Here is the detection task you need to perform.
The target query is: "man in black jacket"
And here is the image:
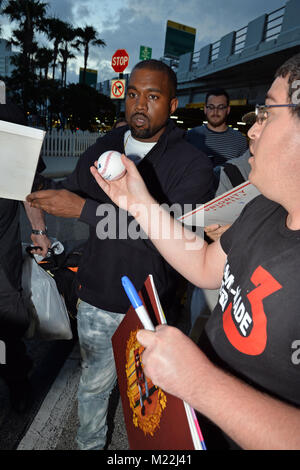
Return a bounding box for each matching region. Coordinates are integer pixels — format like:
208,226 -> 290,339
27,59 -> 214,450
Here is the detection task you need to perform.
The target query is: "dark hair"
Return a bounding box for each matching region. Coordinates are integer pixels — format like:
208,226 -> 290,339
242,111 -> 256,129
205,88 -> 230,106
275,53 -> 300,119
131,59 -> 177,98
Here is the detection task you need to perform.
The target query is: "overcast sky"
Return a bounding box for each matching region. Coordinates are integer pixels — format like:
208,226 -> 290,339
1,0 -> 287,84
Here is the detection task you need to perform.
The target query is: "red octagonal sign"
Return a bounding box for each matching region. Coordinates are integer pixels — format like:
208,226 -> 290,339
111,49 -> 129,73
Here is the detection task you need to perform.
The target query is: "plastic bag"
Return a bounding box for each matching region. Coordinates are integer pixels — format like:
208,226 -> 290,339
22,254 -> 73,341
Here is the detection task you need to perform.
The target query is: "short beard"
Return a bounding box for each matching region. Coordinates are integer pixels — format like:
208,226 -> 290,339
130,126 -> 153,140
129,120 -> 167,141
207,117 -> 227,129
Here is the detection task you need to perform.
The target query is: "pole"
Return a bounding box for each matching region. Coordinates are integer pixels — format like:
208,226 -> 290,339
116,72 -> 124,118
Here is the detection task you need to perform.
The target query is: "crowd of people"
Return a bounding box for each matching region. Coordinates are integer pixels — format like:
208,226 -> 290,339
0,51 -> 299,450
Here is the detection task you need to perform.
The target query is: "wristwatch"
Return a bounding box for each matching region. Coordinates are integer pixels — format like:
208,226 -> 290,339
31,227 -> 48,236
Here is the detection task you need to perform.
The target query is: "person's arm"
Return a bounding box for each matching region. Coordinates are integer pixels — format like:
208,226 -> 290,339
90,155 -> 227,289
137,325 -> 300,450
23,201 -> 51,257
26,189 -> 85,218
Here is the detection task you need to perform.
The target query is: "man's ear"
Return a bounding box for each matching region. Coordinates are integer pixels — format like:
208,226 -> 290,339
170,97 -> 178,115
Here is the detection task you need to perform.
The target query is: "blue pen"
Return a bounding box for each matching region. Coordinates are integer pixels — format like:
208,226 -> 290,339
121,276 -> 155,331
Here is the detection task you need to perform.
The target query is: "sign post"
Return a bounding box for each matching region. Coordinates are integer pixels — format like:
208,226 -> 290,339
111,49 -> 129,74
110,79 -> 126,100
111,49 -> 129,117
139,45 -> 152,61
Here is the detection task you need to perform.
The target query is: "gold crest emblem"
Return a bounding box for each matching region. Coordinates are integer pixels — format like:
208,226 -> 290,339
125,329 -> 167,436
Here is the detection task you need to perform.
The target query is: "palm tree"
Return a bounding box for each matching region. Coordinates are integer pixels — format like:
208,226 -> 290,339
57,24 -> 79,88
35,47 -> 53,79
59,45 -> 75,88
45,16 -> 72,80
75,26 -> 106,85
3,0 -> 48,65
2,0 -> 48,112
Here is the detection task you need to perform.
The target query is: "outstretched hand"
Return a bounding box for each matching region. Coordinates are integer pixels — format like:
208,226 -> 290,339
90,154 -> 153,215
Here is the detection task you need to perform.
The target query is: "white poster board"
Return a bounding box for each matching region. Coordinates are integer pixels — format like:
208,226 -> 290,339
179,181 -> 260,227
0,120 -> 45,201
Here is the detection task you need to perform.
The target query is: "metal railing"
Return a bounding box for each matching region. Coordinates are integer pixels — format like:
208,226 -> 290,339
210,39 -> 221,63
264,6 -> 285,41
191,4 -> 286,69
233,26 -> 247,54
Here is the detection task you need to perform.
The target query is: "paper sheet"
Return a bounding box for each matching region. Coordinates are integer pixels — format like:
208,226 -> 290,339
0,120 -> 45,201
179,181 -> 261,227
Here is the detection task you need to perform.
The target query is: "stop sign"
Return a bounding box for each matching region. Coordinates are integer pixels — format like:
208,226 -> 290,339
111,49 -> 129,73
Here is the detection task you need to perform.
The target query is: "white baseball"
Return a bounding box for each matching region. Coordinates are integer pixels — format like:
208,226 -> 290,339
97,150 -> 126,181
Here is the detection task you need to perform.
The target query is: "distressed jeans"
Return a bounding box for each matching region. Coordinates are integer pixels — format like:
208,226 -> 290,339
76,300 -> 125,450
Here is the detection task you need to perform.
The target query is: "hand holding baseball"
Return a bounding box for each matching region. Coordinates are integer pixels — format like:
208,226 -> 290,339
90,154 -> 154,216
97,151 -> 126,181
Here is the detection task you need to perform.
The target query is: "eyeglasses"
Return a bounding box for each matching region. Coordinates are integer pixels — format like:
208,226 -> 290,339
255,104 -> 297,124
205,104 -> 228,111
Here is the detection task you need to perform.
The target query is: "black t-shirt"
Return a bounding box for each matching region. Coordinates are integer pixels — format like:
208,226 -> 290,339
198,195 -> 300,448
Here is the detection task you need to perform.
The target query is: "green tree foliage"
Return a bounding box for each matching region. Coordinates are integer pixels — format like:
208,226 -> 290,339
35,47 -> 53,79
64,83 -> 115,131
44,16 -> 72,80
0,0 -> 115,130
58,25 -> 79,87
75,26 -> 106,86
2,0 -> 48,112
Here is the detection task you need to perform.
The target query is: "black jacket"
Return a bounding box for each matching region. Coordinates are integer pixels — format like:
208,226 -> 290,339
56,120 -> 214,319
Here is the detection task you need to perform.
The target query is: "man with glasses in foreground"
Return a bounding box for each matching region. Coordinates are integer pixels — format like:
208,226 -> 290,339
90,54 -> 300,450
186,88 -> 248,171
